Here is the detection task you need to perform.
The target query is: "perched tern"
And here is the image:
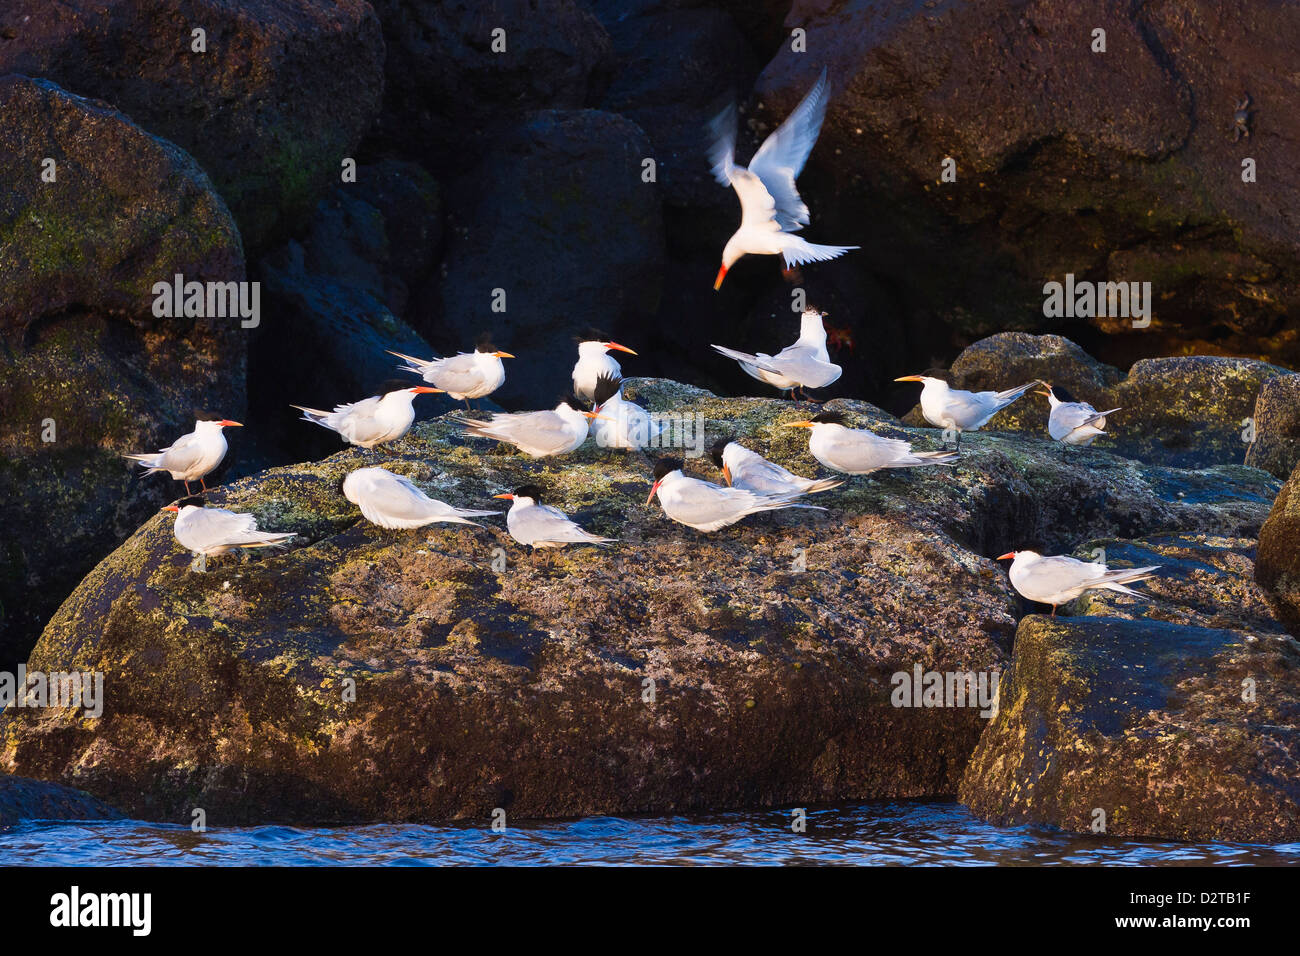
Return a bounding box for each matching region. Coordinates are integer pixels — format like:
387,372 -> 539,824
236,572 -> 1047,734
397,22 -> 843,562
996,550 -> 1159,616
590,374 -> 663,450
1038,384 -> 1121,448
785,411 -> 959,474
712,309 -> 842,401
163,496 -> 295,572
646,457 -> 823,532
895,374 -> 1040,449
342,466 -> 500,530
572,335 -> 638,403
710,438 -> 842,496
292,380 -> 441,449
454,397 -> 606,458
493,485 -> 614,548
124,413 -> 241,494
708,67 -> 858,289
388,333 -> 514,409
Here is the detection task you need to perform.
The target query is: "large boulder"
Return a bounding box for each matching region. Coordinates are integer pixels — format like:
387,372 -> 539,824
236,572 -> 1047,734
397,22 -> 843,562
0,774 -> 122,829
0,76 -> 248,672
1246,373 -> 1300,479
1256,460 -> 1300,636
751,0 -> 1300,367
0,380 -> 1278,824
900,333 -> 1291,468
252,160 -> 443,466
369,0 -> 614,170
0,0 -> 385,251
961,534 -> 1300,842
416,110 -> 666,407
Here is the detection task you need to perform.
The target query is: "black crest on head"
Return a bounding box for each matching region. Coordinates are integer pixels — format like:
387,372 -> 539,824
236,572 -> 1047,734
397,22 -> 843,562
575,327 -> 609,344
475,331 -> 498,353
557,392 -> 585,409
377,377 -> 416,396
810,410 -> 844,425
1052,385 -> 1077,404
592,374 -> 622,407
709,437 -> 732,469
177,495 -> 206,508
513,484 -> 544,502
193,409 -> 223,422
654,457 -> 683,481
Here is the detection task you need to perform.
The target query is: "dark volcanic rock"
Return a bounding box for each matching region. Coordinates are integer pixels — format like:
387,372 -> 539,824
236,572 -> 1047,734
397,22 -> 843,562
370,0 -> 614,170
0,76 -> 248,672
418,110 -> 666,407
960,533 -> 1300,843
752,0 -> 1300,366
0,0 -> 385,251
0,76 -> 243,330
1257,460 -> 1300,637
0,774 -> 122,828
0,381 -> 1279,824
901,333 -> 1291,469
253,161 -> 443,464
1246,373 -> 1300,480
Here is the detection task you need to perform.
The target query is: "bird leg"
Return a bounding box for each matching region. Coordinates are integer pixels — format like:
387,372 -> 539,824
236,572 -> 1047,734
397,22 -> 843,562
1051,604 -> 1057,618
184,480 -> 193,495
200,476 -> 208,491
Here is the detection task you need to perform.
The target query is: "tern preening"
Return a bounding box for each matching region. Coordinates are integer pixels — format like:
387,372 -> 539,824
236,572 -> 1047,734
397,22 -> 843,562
997,550 -> 1160,616
163,496 -> 295,572
895,374 -> 1040,450
292,380 -> 441,449
785,411 -> 959,474
124,413 -> 241,495
493,485 -> 614,548
646,457 -> 823,532
712,308 -> 842,401
388,334 -> 514,410
590,374 -> 663,450
342,466 -> 500,530
708,67 -> 858,289
454,397 -> 606,458
1039,384 -> 1121,448
572,335 -> 638,404
710,438 -> 842,496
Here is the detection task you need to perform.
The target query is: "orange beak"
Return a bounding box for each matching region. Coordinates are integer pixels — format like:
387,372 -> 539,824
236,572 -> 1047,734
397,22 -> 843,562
721,463 -> 732,486
995,552 -> 1016,561
218,419 -> 243,428
493,493 -> 514,501
646,480 -> 662,507
494,351 -> 515,359
894,375 -> 924,383
583,411 -> 613,422
606,342 -> 637,356
713,264 -> 728,290
412,386 -> 443,394
163,505 -> 179,513
783,420 -> 815,428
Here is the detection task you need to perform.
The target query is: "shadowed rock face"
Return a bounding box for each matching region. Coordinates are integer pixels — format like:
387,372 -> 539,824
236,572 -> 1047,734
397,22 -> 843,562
0,76 -> 247,673
0,380 -> 1279,824
961,534 -> 1300,843
749,0 -> 1300,368
416,110 -> 666,408
900,332 -> 1294,469
0,0 -> 385,252
1246,374 -> 1300,479
1257,461 -> 1300,635
0,774 -> 122,829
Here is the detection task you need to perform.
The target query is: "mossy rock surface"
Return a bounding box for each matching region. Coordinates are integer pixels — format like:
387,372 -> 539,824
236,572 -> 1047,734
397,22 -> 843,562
0,380 -> 1281,825
1257,460 -> 1300,635
0,0 -> 384,252
902,333 -> 1292,469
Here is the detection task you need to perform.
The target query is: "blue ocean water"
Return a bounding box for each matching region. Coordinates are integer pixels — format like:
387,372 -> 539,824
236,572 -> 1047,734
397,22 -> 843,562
3,801 -> 1298,866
